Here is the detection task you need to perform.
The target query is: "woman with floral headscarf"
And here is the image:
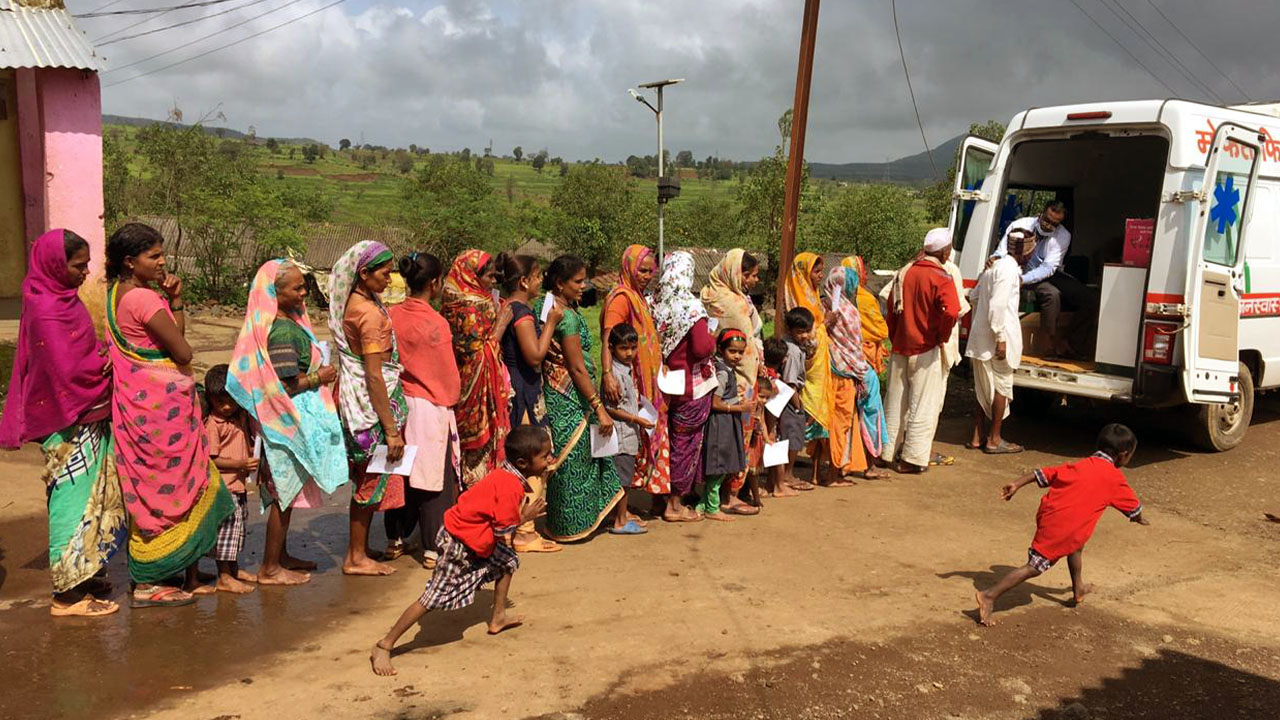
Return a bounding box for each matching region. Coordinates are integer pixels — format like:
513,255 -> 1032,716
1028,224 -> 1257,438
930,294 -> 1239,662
653,251 -> 716,522
442,250 -> 513,488
825,265 -> 889,479
600,244 -> 670,497
330,241 -> 407,577
1,229 -> 125,617
699,248 -> 764,515
845,256 -> 890,374
229,259 -> 347,585
782,252 -> 849,488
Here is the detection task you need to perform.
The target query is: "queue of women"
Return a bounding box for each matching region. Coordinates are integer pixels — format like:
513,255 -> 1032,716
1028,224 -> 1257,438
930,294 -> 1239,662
3,222 -> 897,617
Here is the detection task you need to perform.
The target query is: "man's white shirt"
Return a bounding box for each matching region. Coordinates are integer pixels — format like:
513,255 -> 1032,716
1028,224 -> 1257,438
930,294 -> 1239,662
966,255 -> 1023,370
993,216 -> 1071,285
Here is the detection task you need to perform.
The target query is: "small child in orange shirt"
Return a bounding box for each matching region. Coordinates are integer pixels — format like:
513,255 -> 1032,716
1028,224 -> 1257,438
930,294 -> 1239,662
204,364 -> 259,594
370,425 -> 551,676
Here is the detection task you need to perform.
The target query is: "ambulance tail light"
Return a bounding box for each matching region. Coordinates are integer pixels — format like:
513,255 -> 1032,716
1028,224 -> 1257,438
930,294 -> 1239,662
1142,321 -> 1177,365
1067,111 -> 1112,121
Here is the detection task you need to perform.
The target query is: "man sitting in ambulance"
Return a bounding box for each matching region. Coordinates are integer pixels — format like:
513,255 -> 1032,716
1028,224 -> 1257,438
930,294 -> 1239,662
993,200 -> 1097,359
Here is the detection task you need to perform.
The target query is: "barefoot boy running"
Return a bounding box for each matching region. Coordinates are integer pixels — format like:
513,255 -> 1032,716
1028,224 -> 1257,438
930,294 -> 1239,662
976,423 -> 1149,626
371,425 -> 550,676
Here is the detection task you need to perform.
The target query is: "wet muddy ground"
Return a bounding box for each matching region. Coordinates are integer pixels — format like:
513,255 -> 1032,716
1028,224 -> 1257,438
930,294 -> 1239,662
1,316 -> 1278,719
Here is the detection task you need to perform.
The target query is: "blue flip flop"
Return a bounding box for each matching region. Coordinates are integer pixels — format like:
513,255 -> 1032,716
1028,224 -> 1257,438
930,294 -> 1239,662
608,520 -> 648,535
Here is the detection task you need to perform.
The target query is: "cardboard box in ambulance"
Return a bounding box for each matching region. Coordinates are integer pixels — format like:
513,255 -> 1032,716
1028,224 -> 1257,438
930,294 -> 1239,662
951,99 -> 1280,451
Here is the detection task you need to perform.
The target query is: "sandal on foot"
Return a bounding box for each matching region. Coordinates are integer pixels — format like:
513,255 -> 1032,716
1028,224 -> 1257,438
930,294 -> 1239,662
608,520 -> 648,535
51,596 -> 120,617
515,538 -> 563,553
722,504 -> 761,516
983,441 -> 1024,455
963,442 -> 983,450
131,586 -> 195,609
382,541 -> 406,561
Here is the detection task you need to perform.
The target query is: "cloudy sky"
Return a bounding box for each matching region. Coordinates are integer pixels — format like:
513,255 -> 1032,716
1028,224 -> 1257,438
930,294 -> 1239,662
78,0 -> 1277,164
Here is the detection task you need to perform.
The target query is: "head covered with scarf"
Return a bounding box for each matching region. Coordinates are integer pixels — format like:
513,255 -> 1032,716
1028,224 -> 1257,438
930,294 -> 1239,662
827,263 -> 889,456
441,249 -> 509,465
228,259 -> 349,503
603,244 -> 662,399
652,251 -> 707,358
327,240 -> 404,435
700,248 -> 763,386
0,230 -> 109,448
842,256 -> 890,373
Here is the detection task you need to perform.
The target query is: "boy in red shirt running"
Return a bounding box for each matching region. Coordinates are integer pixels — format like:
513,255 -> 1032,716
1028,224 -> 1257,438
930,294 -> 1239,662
370,425 -> 551,675
976,423 -> 1149,626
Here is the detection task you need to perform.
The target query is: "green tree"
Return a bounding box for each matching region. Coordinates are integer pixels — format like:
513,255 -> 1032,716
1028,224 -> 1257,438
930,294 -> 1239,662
301,144 -> 319,164
736,145 -> 808,259
675,149 -> 694,168
265,137 -> 280,154
513,146 -> 523,162
131,124 -> 307,303
340,138 -> 352,151
102,130 -> 133,229
807,183 -> 921,270
922,119 -> 1007,223
531,151 -> 547,173
393,150 -> 415,174
666,197 -> 738,249
549,163 -> 645,273
401,154 -> 511,259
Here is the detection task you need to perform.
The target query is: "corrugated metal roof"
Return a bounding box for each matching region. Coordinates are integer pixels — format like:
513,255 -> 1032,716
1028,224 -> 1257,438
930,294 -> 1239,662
0,0 -> 102,71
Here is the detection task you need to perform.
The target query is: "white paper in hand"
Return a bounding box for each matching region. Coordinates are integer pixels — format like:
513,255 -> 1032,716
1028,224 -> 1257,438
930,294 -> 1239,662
765,379 -> 796,417
248,435 -> 263,484
763,440 -> 790,467
539,292 -> 556,323
657,367 -> 686,395
367,444 -> 419,476
706,316 -> 720,332
316,340 -> 331,365
590,426 -> 620,458
637,397 -> 658,436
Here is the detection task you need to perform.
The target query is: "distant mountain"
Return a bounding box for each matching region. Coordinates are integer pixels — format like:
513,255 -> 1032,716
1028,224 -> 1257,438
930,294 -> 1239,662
102,114 -> 322,146
809,133 -> 966,184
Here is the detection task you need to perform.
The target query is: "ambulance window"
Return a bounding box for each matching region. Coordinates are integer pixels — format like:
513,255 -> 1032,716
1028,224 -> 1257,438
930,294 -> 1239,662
1202,141 -> 1255,266
1245,185 -> 1274,261
954,144 -> 994,252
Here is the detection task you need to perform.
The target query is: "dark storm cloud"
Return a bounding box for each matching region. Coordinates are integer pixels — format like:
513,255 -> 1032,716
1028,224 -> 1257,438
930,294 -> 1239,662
83,0 -> 1279,163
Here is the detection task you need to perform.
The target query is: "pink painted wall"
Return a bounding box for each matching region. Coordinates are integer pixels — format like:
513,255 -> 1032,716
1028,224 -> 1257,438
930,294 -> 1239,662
16,68 -> 105,276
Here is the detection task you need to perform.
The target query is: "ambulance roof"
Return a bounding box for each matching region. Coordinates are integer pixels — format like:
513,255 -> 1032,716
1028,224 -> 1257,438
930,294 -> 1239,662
1007,99 -> 1280,174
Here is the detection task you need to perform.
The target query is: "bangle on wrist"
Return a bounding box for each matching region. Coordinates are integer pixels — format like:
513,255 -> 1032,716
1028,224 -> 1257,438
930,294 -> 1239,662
170,304 -> 184,312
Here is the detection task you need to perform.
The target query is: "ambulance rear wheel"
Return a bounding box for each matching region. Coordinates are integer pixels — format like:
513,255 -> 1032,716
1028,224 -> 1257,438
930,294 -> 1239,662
1012,388 -> 1059,417
1191,362 -> 1254,452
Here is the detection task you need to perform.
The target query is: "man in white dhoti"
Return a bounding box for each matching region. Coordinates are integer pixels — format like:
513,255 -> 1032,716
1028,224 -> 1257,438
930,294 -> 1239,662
881,229 -> 963,474
968,229 -> 1037,454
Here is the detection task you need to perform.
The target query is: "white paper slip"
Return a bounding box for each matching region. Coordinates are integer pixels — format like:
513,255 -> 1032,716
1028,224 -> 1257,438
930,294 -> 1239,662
316,340 -> 331,365
539,291 -> 556,323
657,367 -> 686,395
248,435 -> 264,484
763,440 -> 790,468
590,426 -> 620,458
765,379 -> 796,417
706,316 -> 720,332
637,397 -> 658,433
367,444 -> 419,476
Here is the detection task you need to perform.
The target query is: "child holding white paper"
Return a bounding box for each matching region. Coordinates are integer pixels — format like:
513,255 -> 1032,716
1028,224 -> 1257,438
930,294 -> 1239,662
700,330 -> 754,521
605,324 -> 653,535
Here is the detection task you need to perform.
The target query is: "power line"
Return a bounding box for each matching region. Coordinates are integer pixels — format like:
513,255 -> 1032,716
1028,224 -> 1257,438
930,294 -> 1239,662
102,0 -> 309,74
104,0 -> 347,88
890,0 -> 938,182
1098,0 -> 1222,103
93,8 -> 177,43
76,0 -> 242,18
97,0 -> 272,47
85,0 -> 131,14
1068,0 -> 1178,95
1144,0 -> 1252,102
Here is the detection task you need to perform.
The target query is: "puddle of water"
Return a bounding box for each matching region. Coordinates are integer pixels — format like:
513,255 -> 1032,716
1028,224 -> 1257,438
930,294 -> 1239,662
0,489 -> 396,720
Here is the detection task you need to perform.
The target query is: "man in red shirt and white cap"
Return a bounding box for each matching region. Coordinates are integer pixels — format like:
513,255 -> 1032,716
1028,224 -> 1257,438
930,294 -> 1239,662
881,228 -> 962,473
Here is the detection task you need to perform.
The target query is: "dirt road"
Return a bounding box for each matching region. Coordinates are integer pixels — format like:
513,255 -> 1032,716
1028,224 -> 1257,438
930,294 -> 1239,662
0,317 -> 1277,719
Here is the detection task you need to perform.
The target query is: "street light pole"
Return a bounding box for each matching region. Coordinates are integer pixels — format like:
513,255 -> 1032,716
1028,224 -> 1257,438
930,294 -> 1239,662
631,79 -> 683,262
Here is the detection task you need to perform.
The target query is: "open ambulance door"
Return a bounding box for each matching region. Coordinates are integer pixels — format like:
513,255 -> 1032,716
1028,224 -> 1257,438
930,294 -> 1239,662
947,136 -> 999,258
1183,122 -> 1263,404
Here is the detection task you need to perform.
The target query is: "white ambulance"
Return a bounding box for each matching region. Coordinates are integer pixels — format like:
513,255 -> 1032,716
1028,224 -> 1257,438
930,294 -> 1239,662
949,99 -> 1280,451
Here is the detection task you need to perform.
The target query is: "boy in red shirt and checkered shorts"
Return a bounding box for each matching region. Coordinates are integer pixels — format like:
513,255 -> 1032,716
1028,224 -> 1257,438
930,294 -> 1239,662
370,426 -> 551,675
976,423 -> 1149,626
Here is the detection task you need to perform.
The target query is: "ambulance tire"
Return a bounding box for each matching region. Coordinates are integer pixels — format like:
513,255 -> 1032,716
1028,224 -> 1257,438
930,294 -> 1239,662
1191,362 -> 1254,452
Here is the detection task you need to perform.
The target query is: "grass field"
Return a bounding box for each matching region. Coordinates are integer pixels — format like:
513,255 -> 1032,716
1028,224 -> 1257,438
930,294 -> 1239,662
107,123 -> 745,227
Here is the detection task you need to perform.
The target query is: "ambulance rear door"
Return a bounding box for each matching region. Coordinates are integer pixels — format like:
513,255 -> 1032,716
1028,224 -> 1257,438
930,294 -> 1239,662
1183,122 -> 1263,403
948,136 -> 1000,259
